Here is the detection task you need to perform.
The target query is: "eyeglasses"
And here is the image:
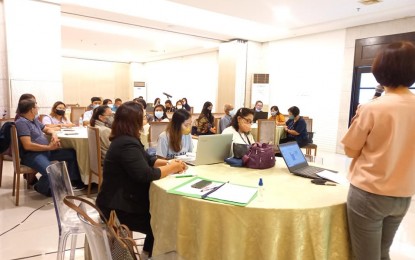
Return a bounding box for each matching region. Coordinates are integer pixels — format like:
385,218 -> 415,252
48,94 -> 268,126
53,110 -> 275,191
240,117 -> 253,125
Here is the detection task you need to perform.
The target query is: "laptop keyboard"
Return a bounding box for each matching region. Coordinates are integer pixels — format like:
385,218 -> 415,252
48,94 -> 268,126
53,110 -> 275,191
293,166 -> 325,179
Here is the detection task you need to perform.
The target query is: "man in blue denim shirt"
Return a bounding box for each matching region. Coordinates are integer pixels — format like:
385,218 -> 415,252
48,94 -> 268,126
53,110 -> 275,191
15,99 -> 84,196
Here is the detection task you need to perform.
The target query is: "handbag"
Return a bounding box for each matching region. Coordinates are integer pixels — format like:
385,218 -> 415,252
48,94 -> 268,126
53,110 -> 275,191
233,143 -> 250,159
242,142 -> 276,169
63,196 -> 140,260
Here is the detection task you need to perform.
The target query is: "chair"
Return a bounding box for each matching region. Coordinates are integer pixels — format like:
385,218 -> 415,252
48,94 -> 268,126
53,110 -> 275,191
10,125 -> 38,206
87,126 -> 103,197
214,117 -> 221,134
148,122 -> 169,147
302,117 -> 318,156
257,119 -> 276,149
46,161 -> 82,260
304,155 -> 323,165
70,106 -> 86,125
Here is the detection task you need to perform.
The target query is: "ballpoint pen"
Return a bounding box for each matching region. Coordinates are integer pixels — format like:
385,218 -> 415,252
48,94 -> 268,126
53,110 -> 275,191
175,174 -> 196,178
201,181 -> 229,199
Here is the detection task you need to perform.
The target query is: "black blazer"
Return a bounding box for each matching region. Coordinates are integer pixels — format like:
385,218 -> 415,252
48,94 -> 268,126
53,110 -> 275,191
96,135 -> 161,215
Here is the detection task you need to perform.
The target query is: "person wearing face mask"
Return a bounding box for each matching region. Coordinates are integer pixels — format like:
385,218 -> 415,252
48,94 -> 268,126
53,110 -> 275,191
90,105 -> 113,163
164,100 -> 175,113
83,97 -> 102,125
42,101 -> 75,128
219,103 -> 234,134
176,100 -> 184,110
103,98 -> 113,109
279,106 -> 308,147
268,105 -> 286,126
253,100 -> 263,112
154,97 -> 161,107
112,98 -> 122,112
156,109 -> 193,159
196,101 -> 216,135
182,97 -> 191,112
15,99 -> 84,196
153,105 -> 169,122
222,108 -> 255,156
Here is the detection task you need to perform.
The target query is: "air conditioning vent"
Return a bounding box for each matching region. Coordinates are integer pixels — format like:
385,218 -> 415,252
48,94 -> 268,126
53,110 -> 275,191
253,74 -> 269,84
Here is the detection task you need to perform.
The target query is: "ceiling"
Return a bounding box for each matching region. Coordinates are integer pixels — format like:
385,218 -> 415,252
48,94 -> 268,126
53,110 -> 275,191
60,0 -> 415,63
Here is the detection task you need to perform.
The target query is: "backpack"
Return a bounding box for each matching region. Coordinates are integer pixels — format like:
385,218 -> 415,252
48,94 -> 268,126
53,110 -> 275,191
0,122 -> 15,154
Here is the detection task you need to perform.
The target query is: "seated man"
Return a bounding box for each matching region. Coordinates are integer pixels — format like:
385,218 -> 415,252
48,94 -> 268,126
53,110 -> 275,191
83,97 -> 102,125
15,99 -> 84,196
219,104 -> 234,134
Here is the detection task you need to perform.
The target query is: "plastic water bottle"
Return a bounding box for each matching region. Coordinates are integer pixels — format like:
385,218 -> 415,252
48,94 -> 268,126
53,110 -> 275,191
258,178 -> 264,202
79,117 -> 83,127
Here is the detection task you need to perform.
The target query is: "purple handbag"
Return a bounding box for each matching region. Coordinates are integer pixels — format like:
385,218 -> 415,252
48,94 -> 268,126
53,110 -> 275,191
242,142 -> 276,169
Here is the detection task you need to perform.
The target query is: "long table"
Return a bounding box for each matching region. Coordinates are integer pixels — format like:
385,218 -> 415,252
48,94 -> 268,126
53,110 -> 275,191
149,159 -> 351,260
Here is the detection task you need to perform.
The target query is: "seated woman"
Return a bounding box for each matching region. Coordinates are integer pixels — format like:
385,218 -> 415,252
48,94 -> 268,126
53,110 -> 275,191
42,101 -> 75,128
175,100 -> 183,110
96,101 -> 187,258
269,105 -> 286,125
156,109 -> 193,159
196,101 -> 216,135
153,97 -> 161,106
165,100 -> 175,112
90,105 -> 113,162
222,108 -> 255,156
182,97 -> 191,112
279,106 -> 308,147
153,105 -> 170,122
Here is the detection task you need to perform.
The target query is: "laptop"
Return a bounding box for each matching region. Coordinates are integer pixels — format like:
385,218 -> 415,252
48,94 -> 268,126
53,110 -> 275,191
253,111 -> 268,123
278,141 -> 337,179
186,134 -> 233,166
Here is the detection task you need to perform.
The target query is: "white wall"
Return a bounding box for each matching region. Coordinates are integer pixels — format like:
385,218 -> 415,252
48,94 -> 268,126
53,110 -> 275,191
143,51 -> 218,113
264,29 -> 346,152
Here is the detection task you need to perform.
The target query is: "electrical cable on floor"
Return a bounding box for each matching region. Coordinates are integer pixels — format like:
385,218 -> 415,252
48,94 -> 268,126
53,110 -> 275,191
0,201 -> 53,237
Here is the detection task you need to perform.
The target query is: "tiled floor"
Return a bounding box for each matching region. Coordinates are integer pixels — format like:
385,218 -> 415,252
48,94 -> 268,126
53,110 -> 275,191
0,152 -> 414,259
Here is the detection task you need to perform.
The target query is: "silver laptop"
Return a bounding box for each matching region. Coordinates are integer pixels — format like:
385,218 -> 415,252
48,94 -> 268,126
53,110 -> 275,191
278,141 -> 337,179
186,134 -> 233,166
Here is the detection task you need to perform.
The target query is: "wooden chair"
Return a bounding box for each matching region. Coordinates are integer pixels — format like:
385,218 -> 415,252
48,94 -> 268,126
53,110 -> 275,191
86,126 -> 102,197
302,117 -> 317,156
148,122 -> 169,146
257,119 -> 277,149
70,107 -> 86,125
214,117 -> 221,134
10,125 -> 38,206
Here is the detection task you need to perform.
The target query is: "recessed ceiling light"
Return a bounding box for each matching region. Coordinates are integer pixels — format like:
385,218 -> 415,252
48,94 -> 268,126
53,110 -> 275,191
358,0 -> 382,5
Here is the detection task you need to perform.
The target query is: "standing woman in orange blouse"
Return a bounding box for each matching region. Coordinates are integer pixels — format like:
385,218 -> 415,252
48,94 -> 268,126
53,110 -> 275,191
268,106 -> 285,125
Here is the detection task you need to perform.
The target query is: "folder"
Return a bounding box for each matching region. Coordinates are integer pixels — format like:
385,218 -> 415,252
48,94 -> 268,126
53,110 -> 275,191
167,177 -> 257,207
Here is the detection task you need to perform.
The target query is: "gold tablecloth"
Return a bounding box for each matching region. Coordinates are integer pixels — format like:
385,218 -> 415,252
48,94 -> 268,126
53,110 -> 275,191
251,125 -> 286,145
150,159 -> 351,260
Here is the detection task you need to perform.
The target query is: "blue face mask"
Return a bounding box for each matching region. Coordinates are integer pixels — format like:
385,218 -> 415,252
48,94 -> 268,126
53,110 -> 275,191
155,111 -> 164,119
289,115 -> 295,120
229,109 -> 235,117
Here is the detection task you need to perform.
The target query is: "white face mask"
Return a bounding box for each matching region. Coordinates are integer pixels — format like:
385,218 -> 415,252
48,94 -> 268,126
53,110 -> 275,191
229,109 -> 235,117
176,105 -> 183,109
271,111 -> 277,116
107,104 -> 114,108
155,111 -> 164,119
92,104 -> 100,109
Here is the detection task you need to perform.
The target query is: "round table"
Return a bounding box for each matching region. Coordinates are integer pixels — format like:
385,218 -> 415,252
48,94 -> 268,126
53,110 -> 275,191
150,159 -> 351,260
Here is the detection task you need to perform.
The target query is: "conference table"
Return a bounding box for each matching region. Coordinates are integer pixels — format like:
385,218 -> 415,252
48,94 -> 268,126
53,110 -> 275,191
251,124 -> 286,145
150,158 -> 351,260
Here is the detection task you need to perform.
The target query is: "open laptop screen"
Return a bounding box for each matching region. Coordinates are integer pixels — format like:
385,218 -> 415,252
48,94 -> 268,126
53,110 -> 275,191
278,142 -> 308,168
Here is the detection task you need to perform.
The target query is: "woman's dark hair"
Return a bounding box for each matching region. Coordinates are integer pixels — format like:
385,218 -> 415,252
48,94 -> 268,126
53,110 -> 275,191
50,101 -> 68,120
288,106 -> 300,117
135,98 -> 147,109
16,93 -> 36,114
270,106 -> 281,115
165,100 -> 172,106
182,97 -> 188,104
231,108 -> 254,132
110,101 -> 143,141
90,105 -> 110,127
167,109 -> 191,152
17,99 -> 36,114
153,104 -> 168,120
198,101 -> 214,124
372,41 -> 415,88
103,99 -> 112,105
154,98 -> 160,105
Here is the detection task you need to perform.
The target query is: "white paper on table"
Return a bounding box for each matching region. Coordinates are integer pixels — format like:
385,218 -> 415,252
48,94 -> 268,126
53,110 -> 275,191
175,179 -> 222,196
207,183 -> 258,204
316,170 -> 349,185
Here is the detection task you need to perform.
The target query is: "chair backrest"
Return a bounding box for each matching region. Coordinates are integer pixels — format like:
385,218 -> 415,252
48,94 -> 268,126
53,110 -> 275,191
214,117 -> 221,134
71,107 -> 86,124
148,122 -> 169,145
78,203 -> 112,260
10,125 -> 22,172
303,117 -> 313,133
87,126 -> 102,173
257,119 -> 276,145
46,161 -> 75,233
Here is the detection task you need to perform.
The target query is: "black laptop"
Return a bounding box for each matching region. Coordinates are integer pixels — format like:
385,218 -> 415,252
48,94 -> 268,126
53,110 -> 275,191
253,111 -> 268,123
278,141 -> 337,179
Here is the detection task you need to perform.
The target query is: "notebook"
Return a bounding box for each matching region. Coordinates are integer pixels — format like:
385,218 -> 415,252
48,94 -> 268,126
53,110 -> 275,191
278,141 -> 337,179
253,111 -> 268,123
186,134 -> 233,166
